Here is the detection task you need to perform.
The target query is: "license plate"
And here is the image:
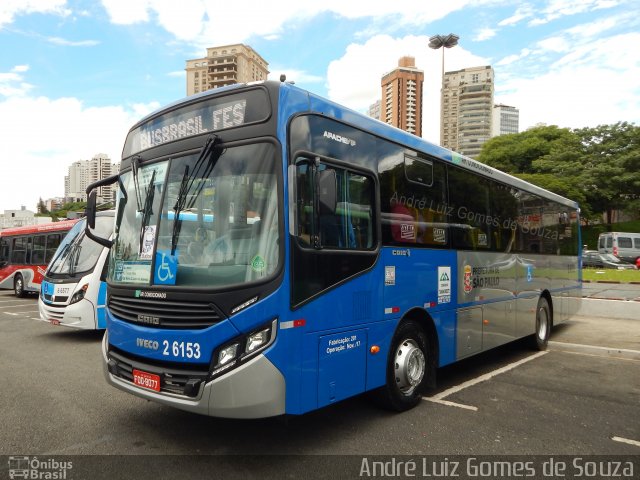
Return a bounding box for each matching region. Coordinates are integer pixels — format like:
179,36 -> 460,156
133,369 -> 161,392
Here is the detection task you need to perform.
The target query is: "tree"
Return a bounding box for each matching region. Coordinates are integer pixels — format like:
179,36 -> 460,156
478,122 -> 640,224
36,197 -> 49,215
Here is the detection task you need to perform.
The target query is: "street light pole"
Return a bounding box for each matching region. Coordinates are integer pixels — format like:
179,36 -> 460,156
429,34 -> 459,146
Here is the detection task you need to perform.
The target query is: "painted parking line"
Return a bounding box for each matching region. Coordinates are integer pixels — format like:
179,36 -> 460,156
423,351 -> 548,411
550,341 -> 640,361
612,436 -> 640,448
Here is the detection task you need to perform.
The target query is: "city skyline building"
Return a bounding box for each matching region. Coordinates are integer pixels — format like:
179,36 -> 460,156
64,153 -> 119,204
492,103 -> 520,137
185,44 -> 269,96
380,56 -> 424,137
441,65 -> 494,158
367,99 -> 381,121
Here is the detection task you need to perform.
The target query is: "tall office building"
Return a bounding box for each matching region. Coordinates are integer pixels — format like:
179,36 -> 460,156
186,44 -> 269,96
381,57 -> 424,136
441,65 -> 494,158
492,104 -> 520,137
64,154 -> 119,204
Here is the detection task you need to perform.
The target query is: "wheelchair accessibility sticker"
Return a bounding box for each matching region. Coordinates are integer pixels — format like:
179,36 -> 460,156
154,250 -> 178,285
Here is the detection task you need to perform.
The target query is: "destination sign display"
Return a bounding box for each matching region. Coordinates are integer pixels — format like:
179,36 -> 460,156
123,88 -> 271,157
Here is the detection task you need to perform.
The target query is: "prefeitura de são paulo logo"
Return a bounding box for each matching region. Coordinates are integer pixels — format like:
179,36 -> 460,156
463,265 -> 473,294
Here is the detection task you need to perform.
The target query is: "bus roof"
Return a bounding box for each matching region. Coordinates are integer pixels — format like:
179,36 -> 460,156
0,218 -> 79,237
124,80 -> 580,211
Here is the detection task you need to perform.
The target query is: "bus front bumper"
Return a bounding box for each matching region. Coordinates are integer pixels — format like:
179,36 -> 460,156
101,332 -> 286,418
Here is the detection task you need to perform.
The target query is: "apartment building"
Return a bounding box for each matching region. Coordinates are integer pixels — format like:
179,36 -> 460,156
64,154 -> 119,204
441,65 -> 494,158
492,103 -> 520,137
380,57 -> 424,136
186,44 -> 269,96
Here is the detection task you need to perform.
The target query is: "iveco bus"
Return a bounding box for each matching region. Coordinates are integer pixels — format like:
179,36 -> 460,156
85,80 -> 581,418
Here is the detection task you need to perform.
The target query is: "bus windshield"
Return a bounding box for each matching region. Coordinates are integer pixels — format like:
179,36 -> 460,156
109,141 -> 279,288
47,216 -> 114,276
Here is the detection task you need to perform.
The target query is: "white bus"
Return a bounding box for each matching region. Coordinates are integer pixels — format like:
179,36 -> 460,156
38,211 -> 114,329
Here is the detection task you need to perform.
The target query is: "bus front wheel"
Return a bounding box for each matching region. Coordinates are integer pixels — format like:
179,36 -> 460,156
374,320 -> 429,412
532,297 -> 551,351
14,274 -> 26,298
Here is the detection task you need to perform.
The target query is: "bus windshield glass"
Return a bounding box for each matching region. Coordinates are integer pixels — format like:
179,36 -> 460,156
47,216 -> 114,276
109,141 -> 279,288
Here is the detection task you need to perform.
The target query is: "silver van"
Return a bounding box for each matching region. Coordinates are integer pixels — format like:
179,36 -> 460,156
597,232 -> 640,263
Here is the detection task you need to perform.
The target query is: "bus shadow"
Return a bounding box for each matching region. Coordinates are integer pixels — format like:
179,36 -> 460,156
34,328 -> 105,343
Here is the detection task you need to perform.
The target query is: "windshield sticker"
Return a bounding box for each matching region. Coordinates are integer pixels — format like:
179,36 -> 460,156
154,250 -> 177,285
251,254 -> 266,273
139,226 -> 157,260
115,261 -> 151,284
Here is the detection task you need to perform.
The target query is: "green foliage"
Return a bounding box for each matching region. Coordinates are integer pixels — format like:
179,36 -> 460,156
478,122 -> 640,224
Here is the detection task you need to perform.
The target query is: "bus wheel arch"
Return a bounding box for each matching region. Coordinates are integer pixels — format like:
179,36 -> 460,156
373,309 -> 438,411
532,291 -> 553,351
14,273 -> 26,298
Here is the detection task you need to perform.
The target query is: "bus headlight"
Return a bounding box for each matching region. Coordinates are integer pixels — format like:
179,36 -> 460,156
210,319 -> 277,378
217,343 -> 239,366
69,284 -> 89,304
246,327 -> 270,353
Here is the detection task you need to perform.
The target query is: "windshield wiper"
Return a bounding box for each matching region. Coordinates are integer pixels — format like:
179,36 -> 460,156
170,135 -> 222,255
68,243 -> 82,277
131,155 -> 144,213
138,169 -> 157,256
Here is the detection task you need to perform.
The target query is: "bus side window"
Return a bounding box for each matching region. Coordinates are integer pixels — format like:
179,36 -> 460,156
32,235 -> 46,265
11,237 -> 26,263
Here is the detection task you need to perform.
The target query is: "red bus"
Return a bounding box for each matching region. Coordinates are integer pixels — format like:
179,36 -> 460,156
0,219 -> 78,297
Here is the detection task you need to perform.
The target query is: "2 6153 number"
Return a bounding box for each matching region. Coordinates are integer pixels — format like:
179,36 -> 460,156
162,340 -> 201,359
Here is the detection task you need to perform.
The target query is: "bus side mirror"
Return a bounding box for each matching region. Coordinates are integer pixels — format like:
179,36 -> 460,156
318,169 -> 337,214
86,190 -> 97,229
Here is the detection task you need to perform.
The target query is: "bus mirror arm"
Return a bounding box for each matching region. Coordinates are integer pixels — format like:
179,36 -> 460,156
85,174 -> 118,248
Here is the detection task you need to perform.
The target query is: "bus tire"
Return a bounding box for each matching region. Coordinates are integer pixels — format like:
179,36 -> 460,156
374,320 -> 429,412
531,296 -> 551,351
14,274 -> 26,298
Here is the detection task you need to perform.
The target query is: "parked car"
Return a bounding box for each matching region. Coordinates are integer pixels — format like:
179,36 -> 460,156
582,250 -> 637,269
597,232 -> 640,264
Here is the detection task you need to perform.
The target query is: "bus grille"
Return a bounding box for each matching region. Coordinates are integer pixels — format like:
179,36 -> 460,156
108,295 -> 223,329
107,347 -> 209,398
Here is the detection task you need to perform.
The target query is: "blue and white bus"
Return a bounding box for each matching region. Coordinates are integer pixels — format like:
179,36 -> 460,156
39,211 -> 114,329
85,80 -> 581,418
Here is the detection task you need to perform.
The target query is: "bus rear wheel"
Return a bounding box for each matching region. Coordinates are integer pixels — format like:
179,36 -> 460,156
532,297 -> 551,351
14,274 -> 26,298
374,320 -> 428,412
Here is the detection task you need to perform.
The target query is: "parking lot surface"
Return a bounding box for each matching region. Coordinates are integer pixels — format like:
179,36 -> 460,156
0,290 -> 638,477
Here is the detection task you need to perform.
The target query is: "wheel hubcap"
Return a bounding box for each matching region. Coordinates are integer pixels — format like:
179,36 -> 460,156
537,307 -> 548,340
394,339 -> 425,395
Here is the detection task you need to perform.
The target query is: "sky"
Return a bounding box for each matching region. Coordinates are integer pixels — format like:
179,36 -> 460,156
1,0 -> 639,212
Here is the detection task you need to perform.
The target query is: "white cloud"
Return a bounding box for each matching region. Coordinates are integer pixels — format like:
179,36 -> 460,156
0,0 -> 70,28
498,4 -> 534,26
474,28 -> 497,42
528,0 -> 621,26
47,36 -> 100,47
496,48 -> 532,66
0,69 -> 159,209
99,0 -> 495,45
166,71 -> 185,78
495,32 -> 640,131
268,67 -> 324,86
0,65 -> 33,97
326,34 -> 489,143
